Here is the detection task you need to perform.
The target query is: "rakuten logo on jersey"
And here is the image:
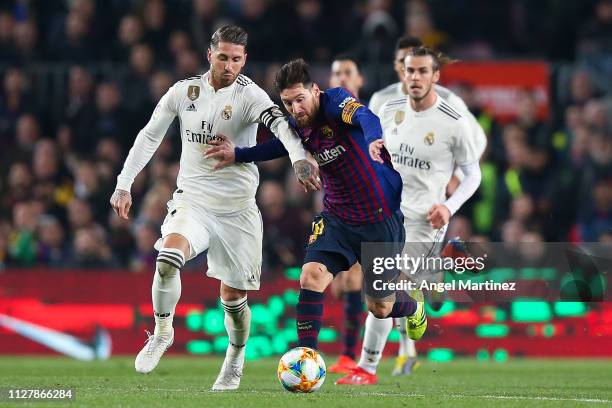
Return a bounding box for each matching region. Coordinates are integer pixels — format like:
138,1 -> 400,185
313,145 -> 346,166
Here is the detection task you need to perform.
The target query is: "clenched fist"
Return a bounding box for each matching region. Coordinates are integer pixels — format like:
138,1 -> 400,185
427,204 -> 451,229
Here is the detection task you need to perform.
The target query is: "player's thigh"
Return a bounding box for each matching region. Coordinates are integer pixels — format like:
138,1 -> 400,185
157,199 -> 211,260
206,205 -> 263,291
303,213 -> 356,283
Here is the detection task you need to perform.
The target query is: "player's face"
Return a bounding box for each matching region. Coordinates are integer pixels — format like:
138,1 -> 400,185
403,55 -> 439,101
394,48 -> 411,82
207,41 -> 247,88
280,83 -> 321,128
329,60 -> 363,96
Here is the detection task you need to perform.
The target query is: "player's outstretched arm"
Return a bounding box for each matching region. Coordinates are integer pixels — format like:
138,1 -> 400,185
111,85 -> 178,218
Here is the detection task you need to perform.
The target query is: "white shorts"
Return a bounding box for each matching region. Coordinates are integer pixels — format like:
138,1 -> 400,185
155,198 -> 263,290
402,221 -> 448,277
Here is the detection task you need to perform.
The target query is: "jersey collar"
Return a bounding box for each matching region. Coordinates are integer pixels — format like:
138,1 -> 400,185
406,92 -> 440,117
201,71 -> 237,94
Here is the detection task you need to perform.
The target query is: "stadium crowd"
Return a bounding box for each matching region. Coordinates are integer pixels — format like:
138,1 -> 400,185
0,0 -> 610,273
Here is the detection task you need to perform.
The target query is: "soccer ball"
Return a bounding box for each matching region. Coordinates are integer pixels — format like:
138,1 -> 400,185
277,347 -> 326,393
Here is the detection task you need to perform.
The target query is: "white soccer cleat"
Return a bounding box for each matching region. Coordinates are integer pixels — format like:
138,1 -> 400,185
212,359 -> 243,391
134,329 -> 174,374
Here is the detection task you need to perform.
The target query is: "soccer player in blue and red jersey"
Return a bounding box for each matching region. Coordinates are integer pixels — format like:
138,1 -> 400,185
206,58 -> 427,352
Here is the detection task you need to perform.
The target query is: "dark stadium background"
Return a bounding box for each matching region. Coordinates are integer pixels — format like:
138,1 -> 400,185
0,0 -> 610,362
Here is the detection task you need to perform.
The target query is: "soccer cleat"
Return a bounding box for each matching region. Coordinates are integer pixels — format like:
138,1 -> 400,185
335,366 -> 378,385
406,290 -> 427,340
212,359 -> 243,391
134,329 -> 174,374
391,356 -> 420,376
328,354 -> 358,374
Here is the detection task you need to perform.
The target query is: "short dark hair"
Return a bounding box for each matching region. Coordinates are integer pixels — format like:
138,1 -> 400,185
210,25 -> 248,49
396,36 -> 423,51
274,58 -> 312,92
332,53 -> 361,72
408,46 -> 456,71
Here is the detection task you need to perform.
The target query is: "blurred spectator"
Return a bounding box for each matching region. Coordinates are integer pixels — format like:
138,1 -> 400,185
0,68 -> 31,141
9,202 -> 38,266
69,226 -> 118,268
64,66 -> 96,153
142,0 -> 171,55
130,221 -> 158,272
190,0 -> 222,54
93,81 -> 129,148
36,215 -> 69,267
13,20 -> 39,63
0,11 -> 15,61
123,44 -> 155,120
113,15 -> 144,61
258,181 -> 308,272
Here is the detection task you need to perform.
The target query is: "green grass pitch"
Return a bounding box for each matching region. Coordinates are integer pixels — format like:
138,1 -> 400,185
1,356 -> 611,407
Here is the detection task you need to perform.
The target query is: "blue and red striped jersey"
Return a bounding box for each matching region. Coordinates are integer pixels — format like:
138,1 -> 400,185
293,87 -> 402,224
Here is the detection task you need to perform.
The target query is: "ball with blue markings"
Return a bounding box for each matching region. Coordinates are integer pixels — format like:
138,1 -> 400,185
277,347 -> 326,393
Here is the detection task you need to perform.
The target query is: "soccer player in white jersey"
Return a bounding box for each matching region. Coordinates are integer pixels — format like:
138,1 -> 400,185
337,47 -> 482,385
369,37 -> 487,377
109,25 -> 318,391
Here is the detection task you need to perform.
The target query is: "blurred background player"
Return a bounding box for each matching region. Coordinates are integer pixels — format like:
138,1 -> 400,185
337,47 -> 482,385
368,36 -> 487,376
326,54 -> 366,374
110,25 -> 316,391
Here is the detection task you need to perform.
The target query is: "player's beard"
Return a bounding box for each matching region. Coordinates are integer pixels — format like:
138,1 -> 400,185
409,82 -> 432,102
212,68 -> 238,88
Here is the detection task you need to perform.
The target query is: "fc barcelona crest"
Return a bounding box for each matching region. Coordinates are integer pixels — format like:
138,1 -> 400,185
321,125 -> 334,138
222,105 -> 232,120
394,110 -> 405,125
424,132 -> 435,146
187,85 -> 200,101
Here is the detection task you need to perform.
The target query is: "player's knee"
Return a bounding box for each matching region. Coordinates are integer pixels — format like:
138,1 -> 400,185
344,265 -> 363,291
367,300 -> 392,319
300,262 -> 332,291
156,248 -> 186,279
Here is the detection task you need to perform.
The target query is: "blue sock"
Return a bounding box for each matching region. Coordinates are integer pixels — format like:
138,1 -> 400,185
296,289 -> 324,350
342,290 -> 362,359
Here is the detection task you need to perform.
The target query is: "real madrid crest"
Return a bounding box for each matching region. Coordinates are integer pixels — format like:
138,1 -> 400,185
424,132 -> 435,146
187,85 -> 200,101
321,125 -> 334,138
394,110 -> 405,125
222,105 -> 232,120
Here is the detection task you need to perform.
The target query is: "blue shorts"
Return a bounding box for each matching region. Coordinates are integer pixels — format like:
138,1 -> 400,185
303,210 -> 405,277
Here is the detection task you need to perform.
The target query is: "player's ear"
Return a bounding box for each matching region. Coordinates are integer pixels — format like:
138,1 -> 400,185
311,83 -> 320,96
206,48 -> 212,63
432,69 -> 440,84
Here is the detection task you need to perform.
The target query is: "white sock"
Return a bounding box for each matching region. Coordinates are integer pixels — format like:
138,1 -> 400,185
395,317 -> 417,357
358,312 -> 393,374
152,248 -> 184,338
221,296 -> 251,368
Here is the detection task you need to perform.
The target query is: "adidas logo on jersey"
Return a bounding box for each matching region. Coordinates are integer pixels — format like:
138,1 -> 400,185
186,104 -> 197,112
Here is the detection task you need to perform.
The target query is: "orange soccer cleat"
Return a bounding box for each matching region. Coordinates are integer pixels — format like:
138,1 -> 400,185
335,366 -> 378,385
327,355 -> 358,374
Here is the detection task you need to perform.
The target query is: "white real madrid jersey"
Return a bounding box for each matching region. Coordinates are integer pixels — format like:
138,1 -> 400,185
380,94 -> 479,222
370,82 -> 486,157
116,72 -> 299,213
